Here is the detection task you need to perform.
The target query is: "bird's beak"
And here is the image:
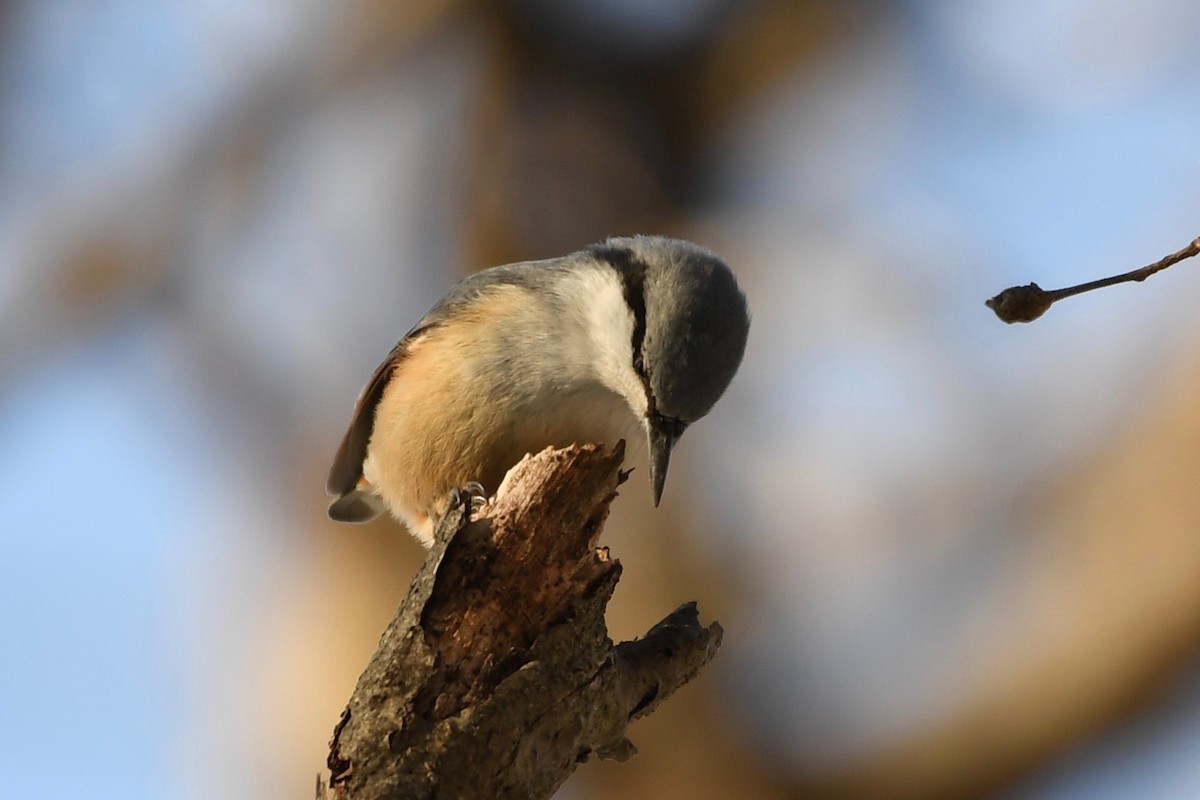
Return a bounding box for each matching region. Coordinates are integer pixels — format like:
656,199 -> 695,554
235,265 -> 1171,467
648,418 -> 684,506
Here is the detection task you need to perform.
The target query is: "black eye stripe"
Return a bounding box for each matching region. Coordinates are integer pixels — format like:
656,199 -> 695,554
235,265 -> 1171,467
586,243 -> 655,413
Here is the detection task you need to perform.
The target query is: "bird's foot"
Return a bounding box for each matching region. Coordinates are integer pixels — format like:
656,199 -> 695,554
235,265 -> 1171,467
432,482 -> 490,545
448,481 -> 489,523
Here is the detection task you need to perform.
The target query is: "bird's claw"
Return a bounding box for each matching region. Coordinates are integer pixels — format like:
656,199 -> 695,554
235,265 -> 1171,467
448,481 -> 489,524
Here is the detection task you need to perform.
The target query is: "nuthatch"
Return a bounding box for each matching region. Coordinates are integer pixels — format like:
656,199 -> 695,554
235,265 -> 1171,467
326,235 -> 750,546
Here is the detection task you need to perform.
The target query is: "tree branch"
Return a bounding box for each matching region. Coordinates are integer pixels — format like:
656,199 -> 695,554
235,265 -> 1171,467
986,235 -> 1200,323
316,443 -> 723,800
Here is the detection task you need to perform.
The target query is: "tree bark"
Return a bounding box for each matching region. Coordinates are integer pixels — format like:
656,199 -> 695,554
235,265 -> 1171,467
318,443 -> 723,800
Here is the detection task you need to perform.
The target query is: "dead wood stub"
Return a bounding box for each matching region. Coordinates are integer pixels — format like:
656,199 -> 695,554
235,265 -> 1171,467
323,443 -> 723,800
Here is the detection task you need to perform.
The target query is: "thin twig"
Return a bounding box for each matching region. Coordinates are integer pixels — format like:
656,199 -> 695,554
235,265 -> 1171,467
986,236 -> 1200,324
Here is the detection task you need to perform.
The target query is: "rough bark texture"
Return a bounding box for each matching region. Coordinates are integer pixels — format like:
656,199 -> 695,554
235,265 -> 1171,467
318,443 -> 723,800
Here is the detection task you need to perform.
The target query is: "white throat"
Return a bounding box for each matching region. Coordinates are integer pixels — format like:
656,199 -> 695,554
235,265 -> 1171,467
557,266 -> 650,420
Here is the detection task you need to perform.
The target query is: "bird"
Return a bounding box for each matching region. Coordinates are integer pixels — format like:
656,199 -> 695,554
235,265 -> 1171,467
325,234 -> 750,546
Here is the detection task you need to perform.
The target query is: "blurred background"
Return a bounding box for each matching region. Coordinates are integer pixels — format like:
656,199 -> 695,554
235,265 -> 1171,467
4,1 -> 1200,798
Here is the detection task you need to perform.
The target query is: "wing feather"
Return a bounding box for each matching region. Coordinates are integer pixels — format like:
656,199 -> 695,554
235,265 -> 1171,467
325,325 -> 436,497
325,256 -> 570,503
326,354 -> 399,497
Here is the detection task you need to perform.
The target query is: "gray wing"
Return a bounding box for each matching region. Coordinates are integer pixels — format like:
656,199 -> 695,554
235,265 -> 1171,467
325,339 -> 408,498
324,256 -> 571,501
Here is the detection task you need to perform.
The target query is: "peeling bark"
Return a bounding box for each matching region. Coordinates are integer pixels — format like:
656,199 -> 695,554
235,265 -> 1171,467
318,443 -> 723,800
